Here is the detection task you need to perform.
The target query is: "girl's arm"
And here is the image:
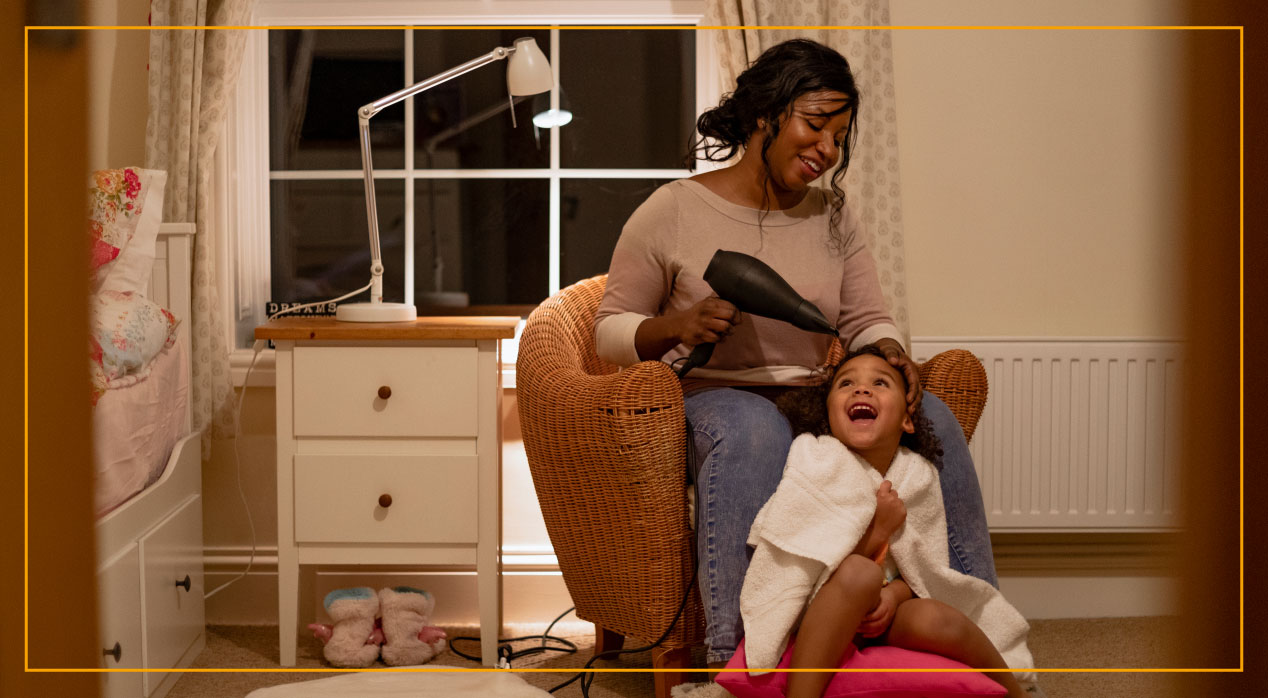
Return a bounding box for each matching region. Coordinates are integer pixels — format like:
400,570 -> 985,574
852,480 -> 906,558
858,578 -> 914,638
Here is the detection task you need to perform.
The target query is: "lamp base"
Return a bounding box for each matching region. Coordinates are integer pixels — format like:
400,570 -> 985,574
336,302 -> 418,323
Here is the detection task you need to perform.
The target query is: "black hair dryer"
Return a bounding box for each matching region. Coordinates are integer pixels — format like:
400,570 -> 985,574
677,250 -> 839,378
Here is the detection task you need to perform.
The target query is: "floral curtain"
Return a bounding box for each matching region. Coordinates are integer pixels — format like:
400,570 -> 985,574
145,0 -> 256,453
705,0 -> 911,348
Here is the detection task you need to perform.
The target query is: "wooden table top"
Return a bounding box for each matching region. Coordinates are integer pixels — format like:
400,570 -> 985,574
255,316 -> 520,341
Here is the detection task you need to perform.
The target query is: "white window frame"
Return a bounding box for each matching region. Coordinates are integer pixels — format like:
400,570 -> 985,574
227,0 -> 716,386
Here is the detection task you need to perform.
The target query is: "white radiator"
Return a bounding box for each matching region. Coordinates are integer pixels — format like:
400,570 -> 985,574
912,339 -> 1184,532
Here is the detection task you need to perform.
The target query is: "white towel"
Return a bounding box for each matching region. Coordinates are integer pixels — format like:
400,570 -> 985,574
740,434 -> 1036,683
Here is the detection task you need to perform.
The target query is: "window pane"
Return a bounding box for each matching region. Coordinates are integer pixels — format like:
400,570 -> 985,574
560,30 -> 696,169
270,29 -> 406,171
414,179 -> 549,313
413,29 -> 552,170
270,179 -> 407,306
560,178 -> 675,287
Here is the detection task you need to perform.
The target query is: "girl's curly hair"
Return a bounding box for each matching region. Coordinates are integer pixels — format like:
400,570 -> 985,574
686,39 -> 860,248
775,345 -> 944,467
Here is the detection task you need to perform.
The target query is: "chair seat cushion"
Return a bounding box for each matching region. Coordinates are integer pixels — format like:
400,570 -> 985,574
717,636 -> 1006,697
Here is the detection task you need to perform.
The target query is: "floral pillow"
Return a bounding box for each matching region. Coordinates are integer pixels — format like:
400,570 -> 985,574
90,290 -> 180,401
89,167 -> 167,294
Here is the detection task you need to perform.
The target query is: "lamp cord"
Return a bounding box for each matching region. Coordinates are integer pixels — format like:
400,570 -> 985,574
204,280 -> 375,601
203,339 -> 267,600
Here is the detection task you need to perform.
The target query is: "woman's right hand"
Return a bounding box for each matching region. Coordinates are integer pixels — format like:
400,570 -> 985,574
672,296 -> 742,347
873,480 -> 907,539
633,296 -> 742,362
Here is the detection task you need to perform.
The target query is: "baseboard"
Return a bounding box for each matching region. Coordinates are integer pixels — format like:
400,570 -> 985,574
204,534 -> 1179,626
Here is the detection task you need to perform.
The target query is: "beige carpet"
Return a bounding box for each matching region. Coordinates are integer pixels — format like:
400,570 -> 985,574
167,617 -> 1182,698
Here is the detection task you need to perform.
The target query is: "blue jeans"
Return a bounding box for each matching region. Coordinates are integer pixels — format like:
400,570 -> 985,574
686,388 -> 996,664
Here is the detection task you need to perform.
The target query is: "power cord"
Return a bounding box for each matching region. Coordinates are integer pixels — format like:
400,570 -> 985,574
204,338 -> 267,600
202,281 -> 373,600
447,606 -> 580,667
547,566 -> 698,697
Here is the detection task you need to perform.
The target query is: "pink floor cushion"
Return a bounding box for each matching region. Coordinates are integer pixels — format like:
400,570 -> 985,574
716,637 -> 1006,698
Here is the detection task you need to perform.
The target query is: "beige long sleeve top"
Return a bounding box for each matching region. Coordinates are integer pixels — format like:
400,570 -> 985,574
594,179 -> 902,391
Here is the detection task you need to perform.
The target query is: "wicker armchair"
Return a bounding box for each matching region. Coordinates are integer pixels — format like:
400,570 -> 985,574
516,275 -> 988,698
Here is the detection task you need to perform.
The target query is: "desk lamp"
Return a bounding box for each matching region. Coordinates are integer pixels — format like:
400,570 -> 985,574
336,37 -> 554,322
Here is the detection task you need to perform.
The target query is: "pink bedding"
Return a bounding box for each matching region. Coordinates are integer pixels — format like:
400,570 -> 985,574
93,340 -> 189,517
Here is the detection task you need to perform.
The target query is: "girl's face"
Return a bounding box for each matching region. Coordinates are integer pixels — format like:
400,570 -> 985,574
758,90 -> 852,196
827,354 -> 914,460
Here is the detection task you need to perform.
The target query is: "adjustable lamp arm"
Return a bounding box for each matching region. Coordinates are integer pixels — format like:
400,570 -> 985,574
338,36 -> 549,322
356,45 -> 517,303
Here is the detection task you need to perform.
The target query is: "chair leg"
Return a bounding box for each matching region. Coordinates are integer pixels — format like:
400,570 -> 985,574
652,645 -> 692,698
594,625 -> 624,655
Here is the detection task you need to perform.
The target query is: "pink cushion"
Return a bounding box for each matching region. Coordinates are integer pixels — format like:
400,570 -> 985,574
717,637 -> 1006,698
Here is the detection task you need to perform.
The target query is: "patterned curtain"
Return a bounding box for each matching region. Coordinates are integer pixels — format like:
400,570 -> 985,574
145,0 -> 256,454
705,0 -> 911,348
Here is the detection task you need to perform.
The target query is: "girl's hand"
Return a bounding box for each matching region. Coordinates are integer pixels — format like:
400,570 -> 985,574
673,296 -> 742,347
873,480 -> 906,540
873,337 -> 922,415
858,581 -> 911,637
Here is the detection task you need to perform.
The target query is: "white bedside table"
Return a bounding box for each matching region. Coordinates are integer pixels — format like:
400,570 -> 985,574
256,316 -> 518,667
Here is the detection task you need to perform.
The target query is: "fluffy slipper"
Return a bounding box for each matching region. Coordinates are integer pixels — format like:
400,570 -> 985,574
379,586 -> 447,666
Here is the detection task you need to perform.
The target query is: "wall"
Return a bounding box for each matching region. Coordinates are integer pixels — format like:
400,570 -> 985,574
890,0 -> 1188,337
86,0 -> 149,170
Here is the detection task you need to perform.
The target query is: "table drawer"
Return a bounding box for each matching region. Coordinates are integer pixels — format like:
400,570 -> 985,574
293,454 -> 479,544
292,345 -> 478,437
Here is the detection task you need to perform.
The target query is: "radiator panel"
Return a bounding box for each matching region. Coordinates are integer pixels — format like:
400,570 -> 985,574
912,340 -> 1184,531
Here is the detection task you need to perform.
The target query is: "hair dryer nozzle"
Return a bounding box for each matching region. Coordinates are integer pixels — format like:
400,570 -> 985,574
703,250 -> 838,337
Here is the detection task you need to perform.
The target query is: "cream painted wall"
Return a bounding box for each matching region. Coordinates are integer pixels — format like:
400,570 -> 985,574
890,0 -> 1189,337
85,1 -> 149,170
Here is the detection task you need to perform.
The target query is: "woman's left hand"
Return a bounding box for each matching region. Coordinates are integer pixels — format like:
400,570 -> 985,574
874,338 -> 922,415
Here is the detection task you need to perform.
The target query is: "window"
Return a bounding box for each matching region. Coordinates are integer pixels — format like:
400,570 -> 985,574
229,3 -> 710,353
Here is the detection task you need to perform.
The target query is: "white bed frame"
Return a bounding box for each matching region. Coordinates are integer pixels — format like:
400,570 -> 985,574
95,223 -> 206,698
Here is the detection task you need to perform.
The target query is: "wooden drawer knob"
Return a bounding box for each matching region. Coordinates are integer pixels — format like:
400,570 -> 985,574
176,574 -> 191,592
378,385 -> 392,400
378,494 -> 393,508
103,641 -> 122,663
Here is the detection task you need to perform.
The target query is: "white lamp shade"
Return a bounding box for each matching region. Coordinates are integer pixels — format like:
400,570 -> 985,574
507,37 -> 553,96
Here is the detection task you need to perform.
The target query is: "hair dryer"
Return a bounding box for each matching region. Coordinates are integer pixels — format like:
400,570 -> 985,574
676,250 -> 839,378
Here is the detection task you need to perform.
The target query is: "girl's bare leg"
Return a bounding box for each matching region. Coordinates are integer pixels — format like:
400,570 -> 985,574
886,598 -> 1026,698
784,554 -> 883,698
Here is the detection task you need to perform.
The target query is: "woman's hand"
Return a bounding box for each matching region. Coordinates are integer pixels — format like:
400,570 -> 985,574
672,296 -> 742,347
633,296 -> 741,361
872,480 -> 906,541
857,579 -> 913,638
873,337 -> 922,415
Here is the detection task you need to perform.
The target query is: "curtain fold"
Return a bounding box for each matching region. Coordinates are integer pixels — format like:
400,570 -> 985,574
146,0 -> 256,453
705,0 -> 911,347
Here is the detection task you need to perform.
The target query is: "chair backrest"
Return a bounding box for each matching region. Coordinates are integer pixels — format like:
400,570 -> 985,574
518,274 -> 616,380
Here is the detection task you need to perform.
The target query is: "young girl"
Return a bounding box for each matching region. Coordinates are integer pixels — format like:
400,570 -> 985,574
738,346 -> 1037,698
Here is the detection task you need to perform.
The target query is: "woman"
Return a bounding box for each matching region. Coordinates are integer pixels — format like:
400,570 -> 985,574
594,38 -> 996,667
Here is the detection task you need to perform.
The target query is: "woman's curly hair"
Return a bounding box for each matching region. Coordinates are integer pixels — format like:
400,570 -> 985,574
687,39 -> 860,248
775,345 -> 944,467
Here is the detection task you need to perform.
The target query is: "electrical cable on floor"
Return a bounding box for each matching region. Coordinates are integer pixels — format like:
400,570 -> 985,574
447,606 -> 580,666
547,566 -> 699,697
203,282 -> 373,601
